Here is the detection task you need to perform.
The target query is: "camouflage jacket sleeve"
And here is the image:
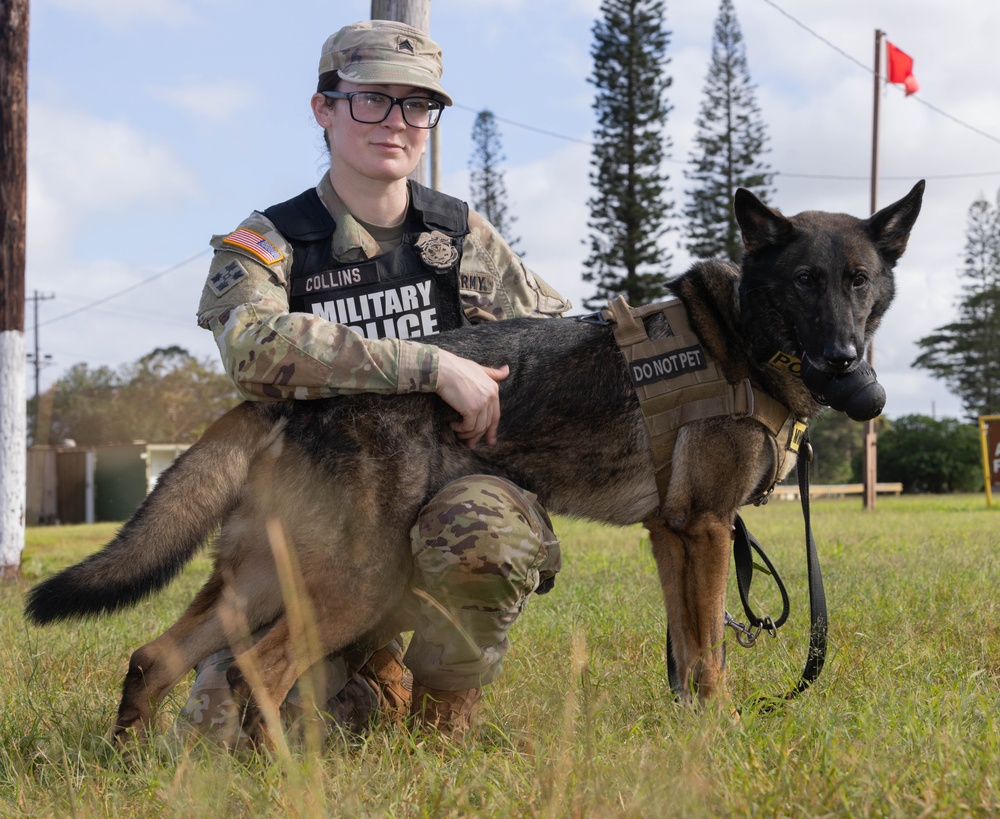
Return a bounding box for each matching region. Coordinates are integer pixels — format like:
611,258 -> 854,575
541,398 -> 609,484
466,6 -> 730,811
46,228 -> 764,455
198,206 -> 572,402
459,210 -> 571,322
197,212 -> 441,401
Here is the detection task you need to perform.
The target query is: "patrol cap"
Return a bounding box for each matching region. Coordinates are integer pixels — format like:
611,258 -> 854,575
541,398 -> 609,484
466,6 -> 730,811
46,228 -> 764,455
319,20 -> 453,106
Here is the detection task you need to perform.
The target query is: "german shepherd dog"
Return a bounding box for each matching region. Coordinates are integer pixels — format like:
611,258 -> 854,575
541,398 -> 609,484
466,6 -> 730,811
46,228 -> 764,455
26,182 -> 924,745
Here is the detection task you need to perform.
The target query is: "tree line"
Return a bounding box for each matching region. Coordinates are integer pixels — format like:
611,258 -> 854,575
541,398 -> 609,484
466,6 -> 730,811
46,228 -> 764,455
805,411 -> 983,493
29,346 -> 237,447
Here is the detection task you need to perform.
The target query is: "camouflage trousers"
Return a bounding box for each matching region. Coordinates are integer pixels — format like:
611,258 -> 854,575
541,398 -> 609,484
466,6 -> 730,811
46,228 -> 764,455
178,475 -> 560,740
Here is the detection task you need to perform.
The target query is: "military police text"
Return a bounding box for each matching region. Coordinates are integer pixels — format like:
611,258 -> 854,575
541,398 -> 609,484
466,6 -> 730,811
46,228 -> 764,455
310,280 -> 440,340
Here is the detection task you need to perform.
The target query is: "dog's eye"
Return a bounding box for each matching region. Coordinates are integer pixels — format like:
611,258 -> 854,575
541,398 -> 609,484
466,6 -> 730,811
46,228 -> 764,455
794,271 -> 813,288
851,272 -> 869,289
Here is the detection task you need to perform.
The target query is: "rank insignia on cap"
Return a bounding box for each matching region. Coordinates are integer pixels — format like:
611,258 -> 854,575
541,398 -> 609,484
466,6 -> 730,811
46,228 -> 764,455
208,258 -> 249,296
222,228 -> 284,265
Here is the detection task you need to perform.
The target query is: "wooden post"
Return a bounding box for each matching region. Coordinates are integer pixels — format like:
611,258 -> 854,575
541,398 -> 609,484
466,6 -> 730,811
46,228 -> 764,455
431,114 -> 441,190
863,29 -> 883,510
370,0 -> 429,31
0,0 -> 30,578
371,0 -> 434,187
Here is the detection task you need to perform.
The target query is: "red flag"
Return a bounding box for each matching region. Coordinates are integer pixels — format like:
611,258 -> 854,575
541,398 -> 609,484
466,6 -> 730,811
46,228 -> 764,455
886,40 -> 919,96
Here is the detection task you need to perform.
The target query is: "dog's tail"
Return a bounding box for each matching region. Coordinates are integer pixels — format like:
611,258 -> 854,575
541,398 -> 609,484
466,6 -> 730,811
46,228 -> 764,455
24,402 -> 284,625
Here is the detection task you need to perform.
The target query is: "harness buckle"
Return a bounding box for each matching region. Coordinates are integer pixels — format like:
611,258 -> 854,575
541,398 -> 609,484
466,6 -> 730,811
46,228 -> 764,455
734,379 -> 755,419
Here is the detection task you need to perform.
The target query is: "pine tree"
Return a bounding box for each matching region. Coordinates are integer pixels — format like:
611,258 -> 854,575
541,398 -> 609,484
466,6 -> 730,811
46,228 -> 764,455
684,0 -> 774,263
583,0 -> 674,310
913,190 -> 1000,419
468,110 -> 522,254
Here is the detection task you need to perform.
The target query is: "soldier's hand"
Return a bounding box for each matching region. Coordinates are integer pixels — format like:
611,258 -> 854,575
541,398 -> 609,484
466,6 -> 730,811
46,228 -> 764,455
436,350 -> 509,448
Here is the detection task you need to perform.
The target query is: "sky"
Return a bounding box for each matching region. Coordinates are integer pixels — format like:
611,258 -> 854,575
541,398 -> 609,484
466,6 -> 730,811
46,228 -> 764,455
21,0 -> 1000,420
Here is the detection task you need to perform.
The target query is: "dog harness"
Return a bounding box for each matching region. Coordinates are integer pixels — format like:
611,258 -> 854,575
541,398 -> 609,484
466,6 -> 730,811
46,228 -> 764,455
591,296 -> 827,704
599,295 -> 806,506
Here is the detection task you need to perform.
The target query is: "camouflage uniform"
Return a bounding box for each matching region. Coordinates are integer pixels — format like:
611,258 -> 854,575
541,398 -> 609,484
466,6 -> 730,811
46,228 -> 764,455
197,174 -> 568,400
181,174 -> 568,741
405,476 -> 560,690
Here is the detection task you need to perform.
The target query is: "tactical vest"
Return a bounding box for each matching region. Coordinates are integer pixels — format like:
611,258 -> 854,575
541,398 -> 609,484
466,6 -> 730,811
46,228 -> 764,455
602,296 -> 806,505
263,182 -> 469,341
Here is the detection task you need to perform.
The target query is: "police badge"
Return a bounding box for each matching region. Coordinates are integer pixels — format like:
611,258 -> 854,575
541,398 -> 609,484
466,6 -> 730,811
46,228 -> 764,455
416,231 -> 460,269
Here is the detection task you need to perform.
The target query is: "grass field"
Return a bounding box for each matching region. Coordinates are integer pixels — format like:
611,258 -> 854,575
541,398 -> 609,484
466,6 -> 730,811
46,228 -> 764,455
2,495 -> 998,817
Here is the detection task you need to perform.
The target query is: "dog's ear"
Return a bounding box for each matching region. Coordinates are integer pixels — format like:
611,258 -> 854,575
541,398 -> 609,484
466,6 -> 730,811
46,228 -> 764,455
865,179 -> 925,265
734,188 -> 794,254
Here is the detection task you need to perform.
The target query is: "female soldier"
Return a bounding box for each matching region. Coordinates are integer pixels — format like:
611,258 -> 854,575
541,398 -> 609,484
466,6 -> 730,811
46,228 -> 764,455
181,20 -> 568,743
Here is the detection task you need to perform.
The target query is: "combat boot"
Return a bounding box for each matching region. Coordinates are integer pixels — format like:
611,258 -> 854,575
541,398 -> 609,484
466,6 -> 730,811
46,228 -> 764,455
410,680 -> 482,738
357,637 -> 412,723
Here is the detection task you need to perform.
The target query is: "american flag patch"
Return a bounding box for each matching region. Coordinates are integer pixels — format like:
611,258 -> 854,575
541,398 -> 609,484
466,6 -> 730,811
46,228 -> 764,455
222,228 -> 284,265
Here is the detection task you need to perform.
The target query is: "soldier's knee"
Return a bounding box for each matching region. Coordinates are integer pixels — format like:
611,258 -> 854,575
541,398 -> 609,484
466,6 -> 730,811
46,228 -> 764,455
411,475 -> 560,606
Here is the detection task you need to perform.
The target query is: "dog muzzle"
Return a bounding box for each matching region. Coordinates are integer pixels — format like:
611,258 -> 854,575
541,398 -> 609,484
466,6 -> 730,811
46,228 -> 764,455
800,358 -> 886,421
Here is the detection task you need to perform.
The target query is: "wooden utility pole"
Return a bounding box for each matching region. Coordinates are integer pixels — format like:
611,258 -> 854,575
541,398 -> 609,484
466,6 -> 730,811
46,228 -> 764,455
370,0 -> 436,188
27,290 -> 53,399
1,0 -> 30,578
371,0 -> 429,31
863,29 -> 884,510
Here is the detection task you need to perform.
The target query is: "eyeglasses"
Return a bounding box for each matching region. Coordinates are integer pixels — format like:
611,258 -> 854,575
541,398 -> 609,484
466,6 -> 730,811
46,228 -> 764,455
322,91 -> 443,129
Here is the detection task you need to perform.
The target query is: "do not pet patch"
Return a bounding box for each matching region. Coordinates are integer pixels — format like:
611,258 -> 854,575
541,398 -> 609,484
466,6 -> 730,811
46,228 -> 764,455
629,345 -> 708,388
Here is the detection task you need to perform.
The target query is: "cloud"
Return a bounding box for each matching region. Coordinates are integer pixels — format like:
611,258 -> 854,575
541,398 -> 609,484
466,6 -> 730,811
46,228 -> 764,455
29,254 -> 216,373
486,143 -> 592,311
153,80 -> 256,122
27,102 -> 198,264
42,0 -> 202,27
440,0 -> 598,12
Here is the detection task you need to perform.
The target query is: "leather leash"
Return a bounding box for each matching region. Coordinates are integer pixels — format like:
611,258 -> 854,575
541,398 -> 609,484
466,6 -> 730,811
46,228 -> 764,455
666,433 -> 828,705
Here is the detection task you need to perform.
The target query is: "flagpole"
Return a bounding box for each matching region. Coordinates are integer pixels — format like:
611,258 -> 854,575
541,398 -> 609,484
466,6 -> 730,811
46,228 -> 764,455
871,30 -> 882,216
863,29 -> 884,510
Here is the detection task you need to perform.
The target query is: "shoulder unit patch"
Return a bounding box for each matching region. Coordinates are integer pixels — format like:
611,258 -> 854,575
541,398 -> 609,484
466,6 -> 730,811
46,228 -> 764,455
222,228 -> 285,265
208,258 -> 249,296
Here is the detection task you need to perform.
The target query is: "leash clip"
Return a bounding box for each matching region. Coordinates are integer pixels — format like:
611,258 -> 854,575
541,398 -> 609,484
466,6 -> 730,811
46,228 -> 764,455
575,310 -> 612,326
725,611 -> 777,649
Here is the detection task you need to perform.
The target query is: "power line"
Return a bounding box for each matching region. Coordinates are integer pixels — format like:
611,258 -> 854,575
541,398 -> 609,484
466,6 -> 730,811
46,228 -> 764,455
454,4 -> 1000,180
453,100 -> 1000,183
756,0 -> 870,73
27,301 -> 195,333
777,170 -> 1000,182
25,4 -> 1000,337
26,291 -> 55,400
755,0 -> 1000,148
909,97 -> 1000,148
38,248 -> 211,328
453,102 -> 594,146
